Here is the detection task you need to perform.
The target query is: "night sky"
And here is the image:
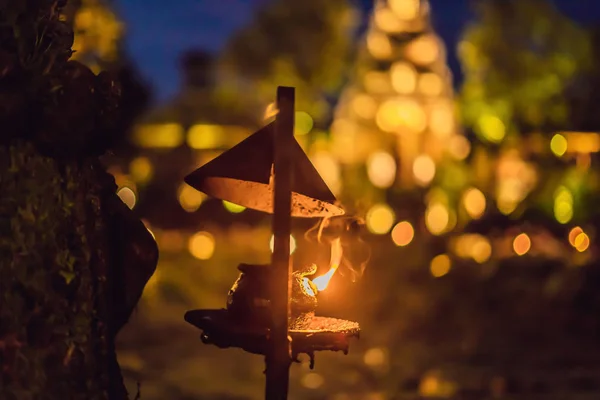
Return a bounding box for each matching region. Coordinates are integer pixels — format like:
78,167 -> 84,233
115,0 -> 600,104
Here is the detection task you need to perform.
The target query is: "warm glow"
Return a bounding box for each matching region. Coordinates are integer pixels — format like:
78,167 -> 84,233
389,0 -> 420,20
447,135 -> 471,160
376,98 -> 427,133
425,203 -> 449,235
366,204 -> 396,234
453,234 -> 492,263
301,373 -> 324,389
352,94 -> 378,119
223,200 -> 245,213
563,132 -> 600,153
429,102 -> 454,138
405,35 -> 439,65
513,233 -> 531,256
295,111 -> 314,135
311,151 -> 341,195
367,151 -> 397,188
418,72 -> 443,96
364,347 -> 387,367
569,226 -> 583,246
463,188 -> 486,219
187,124 -> 224,149
477,114 -> 505,143
471,238 -> 492,263
574,232 -> 590,252
269,234 -> 297,255
133,123 -> 184,148
375,6 -> 404,33
550,134 -> 568,157
430,254 -> 451,277
264,102 -> 278,120
413,155 -> 436,186
312,238 -> 343,291
178,183 -> 206,212
188,231 -> 215,260
391,221 -> 414,246
554,186 -> 573,224
391,62 -> 417,94
117,187 -> 136,209
129,157 -> 153,184
364,71 -> 390,94
367,31 -> 392,59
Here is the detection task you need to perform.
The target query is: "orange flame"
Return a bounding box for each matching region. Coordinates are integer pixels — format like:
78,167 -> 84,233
312,238 -> 343,291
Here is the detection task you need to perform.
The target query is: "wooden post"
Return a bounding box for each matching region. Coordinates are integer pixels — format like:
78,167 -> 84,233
266,86 -> 295,400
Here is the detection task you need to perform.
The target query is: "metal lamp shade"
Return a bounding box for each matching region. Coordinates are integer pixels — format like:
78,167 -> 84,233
184,122 -> 344,218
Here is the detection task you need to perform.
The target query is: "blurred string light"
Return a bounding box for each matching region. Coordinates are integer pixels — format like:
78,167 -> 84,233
462,187 -> 486,219
430,254 -> 451,277
391,221 -> 414,246
188,231 -> 215,260
129,157 -> 153,184
418,72 -> 443,96
554,186 -> 573,224
223,200 -> 245,213
447,135 -> 471,160
367,31 -> 393,59
352,94 -> 378,119
269,234 -> 297,255
391,61 -> 417,94
117,187 -> 136,209
477,114 -> 505,143
550,133 -> 568,157
425,202 -> 449,235
178,182 -> 206,212
366,204 -> 395,234
513,233 -> 531,256
367,151 -> 396,188
294,111 -> 314,135
405,34 -> 439,65
413,154 -> 436,186
389,0 -> 420,20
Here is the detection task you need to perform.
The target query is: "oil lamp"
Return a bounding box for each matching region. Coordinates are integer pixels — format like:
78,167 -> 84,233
183,87 -> 360,399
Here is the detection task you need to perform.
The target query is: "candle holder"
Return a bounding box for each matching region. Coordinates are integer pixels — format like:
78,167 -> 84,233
183,87 -> 360,399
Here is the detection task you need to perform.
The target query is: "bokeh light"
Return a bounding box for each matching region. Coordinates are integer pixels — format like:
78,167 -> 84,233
117,187 -> 136,209
550,134 -> 568,157
405,34 -> 439,65
389,0 -> 420,20
375,6 -> 404,33
269,234 -> 297,255
430,254 -> 451,277
178,182 -> 206,212
462,188 -> 486,219
574,232 -> 590,252
418,72 -> 443,96
301,373 -> 324,389
429,102 -> 454,138
376,98 -> 427,133
129,157 -> 153,184
188,231 -> 215,260
554,186 -> 573,224
477,114 -> 505,143
513,233 -> 531,256
364,347 -> 387,367
294,111 -> 314,135
311,151 -> 341,195
569,226 -> 583,246
413,155 -> 436,186
391,62 -> 417,94
223,200 -> 245,213
425,203 -> 449,235
367,31 -> 393,59
367,151 -> 397,188
366,204 -> 396,234
447,135 -> 471,160
391,221 -> 414,246
352,94 -> 378,119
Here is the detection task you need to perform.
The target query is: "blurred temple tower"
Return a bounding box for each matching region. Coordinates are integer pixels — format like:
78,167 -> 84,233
327,0 -> 468,239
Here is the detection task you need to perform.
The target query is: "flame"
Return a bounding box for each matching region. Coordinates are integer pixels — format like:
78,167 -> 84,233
312,238 -> 343,291
302,277 -> 316,297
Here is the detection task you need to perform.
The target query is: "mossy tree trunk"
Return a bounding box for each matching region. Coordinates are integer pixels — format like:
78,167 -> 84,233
0,1 -> 157,399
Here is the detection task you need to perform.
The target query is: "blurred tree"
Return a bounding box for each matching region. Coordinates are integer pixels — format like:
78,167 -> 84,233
459,0 -> 592,139
217,0 -> 358,126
